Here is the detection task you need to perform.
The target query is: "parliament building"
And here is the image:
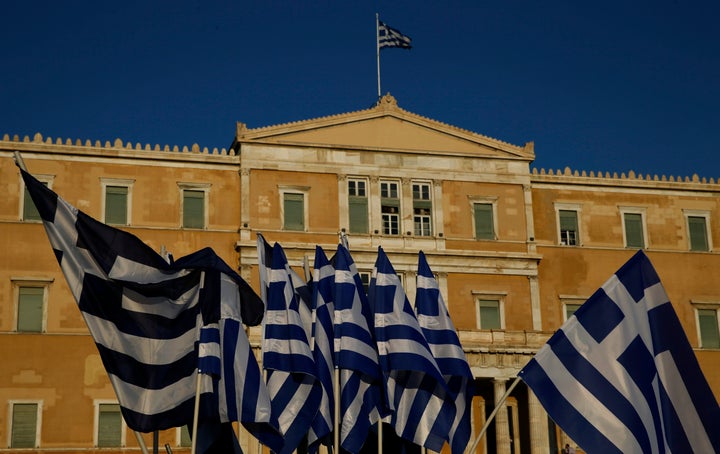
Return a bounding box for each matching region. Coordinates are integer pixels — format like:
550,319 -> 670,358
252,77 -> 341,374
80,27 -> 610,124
1,94 -> 718,453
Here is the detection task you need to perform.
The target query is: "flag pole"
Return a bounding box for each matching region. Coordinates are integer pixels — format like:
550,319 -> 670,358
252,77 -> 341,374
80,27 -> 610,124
190,370 -> 202,454
133,431 -> 150,454
465,376 -> 521,454
13,151 -> 27,171
376,13 -> 381,99
334,368 -> 340,454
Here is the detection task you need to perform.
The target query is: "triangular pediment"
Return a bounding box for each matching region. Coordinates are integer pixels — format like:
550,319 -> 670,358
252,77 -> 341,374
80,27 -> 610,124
236,94 -> 534,160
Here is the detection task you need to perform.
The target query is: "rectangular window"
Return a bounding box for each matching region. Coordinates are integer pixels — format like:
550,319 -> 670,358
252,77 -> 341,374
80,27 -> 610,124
283,192 -> 305,231
179,425 -> 192,447
559,210 -> 579,246
22,180 -> 49,222
358,272 -> 371,295
105,186 -> 129,225
473,203 -> 494,240
565,303 -> 581,320
182,189 -> 206,229
380,181 -> 400,235
348,178 -> 368,234
17,286 -> 44,333
413,182 -> 432,236
623,212 -> 645,248
476,299 -> 501,329
688,216 -> 709,251
698,309 -> 720,349
97,403 -> 122,447
11,403 -> 38,448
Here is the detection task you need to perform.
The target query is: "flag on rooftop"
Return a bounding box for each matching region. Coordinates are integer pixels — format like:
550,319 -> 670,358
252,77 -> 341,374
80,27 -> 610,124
378,19 -> 412,49
333,244 -> 385,453
370,247 -> 454,452
519,250 -> 720,454
262,242 -> 322,454
307,246 -> 335,453
415,251 -> 474,454
19,168 -> 274,444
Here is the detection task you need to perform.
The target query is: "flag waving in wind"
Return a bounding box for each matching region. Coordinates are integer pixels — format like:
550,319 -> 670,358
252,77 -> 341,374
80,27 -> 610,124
519,250 -> 720,453
378,19 -> 412,49
371,247 -> 454,452
19,167 -> 276,446
415,251 -> 474,454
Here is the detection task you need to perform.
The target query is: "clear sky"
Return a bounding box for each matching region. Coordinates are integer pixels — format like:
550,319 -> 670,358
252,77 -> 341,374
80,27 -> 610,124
2,1 -> 718,178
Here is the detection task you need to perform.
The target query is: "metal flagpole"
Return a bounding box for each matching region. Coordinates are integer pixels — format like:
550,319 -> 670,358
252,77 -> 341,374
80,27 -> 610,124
190,370 -> 202,454
134,431 -> 150,454
465,376 -> 522,454
376,13 -> 381,99
334,368 -> 340,454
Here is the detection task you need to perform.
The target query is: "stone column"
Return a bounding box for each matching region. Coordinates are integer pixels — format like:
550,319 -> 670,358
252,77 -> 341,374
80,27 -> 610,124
528,388 -> 550,454
494,378 -> 511,454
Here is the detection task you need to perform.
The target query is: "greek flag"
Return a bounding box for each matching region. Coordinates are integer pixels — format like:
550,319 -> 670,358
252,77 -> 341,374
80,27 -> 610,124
415,251 -> 474,454
371,247 -> 453,452
262,243 -> 322,454
333,244 -> 384,453
307,246 -> 335,453
378,20 -> 412,49
519,250 -> 720,453
19,169 -> 274,440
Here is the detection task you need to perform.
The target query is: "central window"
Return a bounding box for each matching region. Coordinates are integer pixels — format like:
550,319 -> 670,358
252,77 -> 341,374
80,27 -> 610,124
348,178 -> 369,234
412,182 -> 432,236
380,180 -> 400,235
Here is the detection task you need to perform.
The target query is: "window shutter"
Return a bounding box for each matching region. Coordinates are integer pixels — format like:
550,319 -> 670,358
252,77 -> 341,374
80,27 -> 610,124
474,204 -> 494,239
23,181 -> 48,221
105,186 -> 128,225
183,190 -> 205,229
18,287 -> 43,332
98,404 -> 122,447
559,210 -> 578,231
689,216 -> 708,251
698,309 -> 720,348
478,299 -> 501,329
283,193 -> 304,231
11,403 -> 38,448
349,197 -> 368,234
624,213 -> 644,248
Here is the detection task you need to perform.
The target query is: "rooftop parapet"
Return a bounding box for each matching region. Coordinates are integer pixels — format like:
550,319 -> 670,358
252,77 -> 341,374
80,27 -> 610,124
532,166 -> 717,186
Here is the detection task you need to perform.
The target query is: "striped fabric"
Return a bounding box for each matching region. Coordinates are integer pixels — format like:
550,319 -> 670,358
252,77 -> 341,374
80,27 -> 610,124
20,169 -> 273,441
415,251 -> 474,454
333,244 -> 384,453
371,247 -> 452,452
307,246 -> 335,453
262,242 -> 322,454
378,20 -> 412,49
520,250 -> 720,454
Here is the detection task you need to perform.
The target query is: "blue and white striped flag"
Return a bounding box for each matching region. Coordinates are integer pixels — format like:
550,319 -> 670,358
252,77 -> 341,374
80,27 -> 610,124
19,168 -> 275,443
519,250 -> 720,454
378,20 -> 412,49
333,244 -> 385,453
415,251 -> 474,454
371,247 -> 453,452
307,246 -> 335,453
262,243 -> 322,454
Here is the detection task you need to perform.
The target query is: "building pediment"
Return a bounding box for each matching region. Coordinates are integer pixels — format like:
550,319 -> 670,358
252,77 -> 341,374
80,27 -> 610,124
235,94 -> 534,161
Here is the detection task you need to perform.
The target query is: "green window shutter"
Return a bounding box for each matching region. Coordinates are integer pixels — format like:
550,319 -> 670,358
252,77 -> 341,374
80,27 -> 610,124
183,190 -> 205,229
18,287 -> 43,332
180,425 -> 192,447
478,299 -> 501,329
624,213 -> 644,248
689,216 -> 709,251
474,203 -> 494,239
698,309 -> 720,349
11,403 -> 38,448
559,210 -> 578,232
98,404 -> 122,447
283,193 -> 304,231
23,181 -> 48,221
105,186 -> 128,225
349,197 -> 368,234
565,304 -> 581,319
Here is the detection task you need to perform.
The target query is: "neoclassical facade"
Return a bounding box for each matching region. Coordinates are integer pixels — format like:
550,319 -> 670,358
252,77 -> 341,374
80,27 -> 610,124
1,94 -> 718,453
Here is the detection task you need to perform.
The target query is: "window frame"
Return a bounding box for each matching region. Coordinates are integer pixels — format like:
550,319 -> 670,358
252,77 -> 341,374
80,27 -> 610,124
560,295 -> 587,322
348,177 -> 369,234
380,179 -> 401,236
684,210 -> 712,252
178,183 -> 210,230
94,400 -> 126,448
472,291 -> 506,330
693,301 -> 720,349
619,207 -> 647,249
412,181 -> 433,237
469,196 -> 498,241
101,178 -> 134,226
20,174 -> 54,222
12,278 -> 52,333
279,185 -> 310,232
8,400 -> 42,448
554,203 -> 582,246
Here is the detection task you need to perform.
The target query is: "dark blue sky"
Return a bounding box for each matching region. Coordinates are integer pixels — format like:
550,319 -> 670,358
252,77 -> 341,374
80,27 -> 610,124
2,1 -> 718,178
